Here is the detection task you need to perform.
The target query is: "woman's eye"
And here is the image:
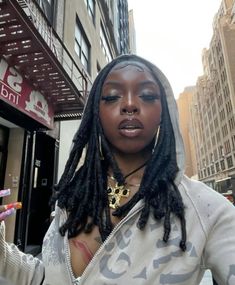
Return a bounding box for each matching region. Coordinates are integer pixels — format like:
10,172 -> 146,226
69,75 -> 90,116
101,95 -> 120,102
139,93 -> 160,101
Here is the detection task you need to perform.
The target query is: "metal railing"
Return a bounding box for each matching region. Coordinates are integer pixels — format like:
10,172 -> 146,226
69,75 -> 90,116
17,0 -> 92,99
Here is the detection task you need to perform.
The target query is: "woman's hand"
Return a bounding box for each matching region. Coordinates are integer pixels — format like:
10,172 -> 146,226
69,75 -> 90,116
0,189 -> 22,222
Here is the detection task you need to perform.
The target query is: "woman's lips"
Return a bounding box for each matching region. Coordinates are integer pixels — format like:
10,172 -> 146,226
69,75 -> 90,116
118,119 -> 143,137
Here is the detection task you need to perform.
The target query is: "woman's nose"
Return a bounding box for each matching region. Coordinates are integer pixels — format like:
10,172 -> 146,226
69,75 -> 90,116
120,94 -> 139,115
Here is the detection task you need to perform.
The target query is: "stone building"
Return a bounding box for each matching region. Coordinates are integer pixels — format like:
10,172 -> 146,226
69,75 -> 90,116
191,0 -> 235,201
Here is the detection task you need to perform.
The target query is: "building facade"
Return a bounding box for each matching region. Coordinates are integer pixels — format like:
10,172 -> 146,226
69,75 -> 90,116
128,9 -> 137,54
177,87 -> 198,178
57,0 -> 131,178
191,0 -> 235,200
0,0 -> 130,254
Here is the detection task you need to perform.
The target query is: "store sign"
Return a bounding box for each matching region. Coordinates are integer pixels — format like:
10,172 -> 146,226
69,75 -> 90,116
0,58 -> 54,129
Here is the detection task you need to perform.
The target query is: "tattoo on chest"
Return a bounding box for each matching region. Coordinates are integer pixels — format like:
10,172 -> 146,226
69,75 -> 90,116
94,236 -> 102,245
72,240 -> 93,263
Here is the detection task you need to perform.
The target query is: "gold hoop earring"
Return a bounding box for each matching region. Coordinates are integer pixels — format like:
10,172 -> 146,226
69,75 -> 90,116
99,135 -> 104,160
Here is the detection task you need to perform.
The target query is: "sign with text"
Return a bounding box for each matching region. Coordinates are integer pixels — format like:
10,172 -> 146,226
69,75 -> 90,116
0,58 -> 54,129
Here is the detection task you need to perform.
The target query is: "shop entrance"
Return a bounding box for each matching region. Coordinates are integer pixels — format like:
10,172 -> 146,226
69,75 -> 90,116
28,132 -> 56,253
16,131 -> 57,255
0,125 -> 9,193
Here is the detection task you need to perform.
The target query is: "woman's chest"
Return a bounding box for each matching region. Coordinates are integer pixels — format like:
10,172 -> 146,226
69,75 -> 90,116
69,213 -> 122,278
43,208 -> 207,285
69,226 -> 102,278
74,217 -> 206,285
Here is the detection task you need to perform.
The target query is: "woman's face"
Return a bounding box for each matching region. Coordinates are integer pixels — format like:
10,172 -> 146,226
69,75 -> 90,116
99,61 -> 162,155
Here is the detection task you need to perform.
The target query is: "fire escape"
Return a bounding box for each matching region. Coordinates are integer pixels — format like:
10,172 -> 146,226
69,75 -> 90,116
0,0 -> 89,122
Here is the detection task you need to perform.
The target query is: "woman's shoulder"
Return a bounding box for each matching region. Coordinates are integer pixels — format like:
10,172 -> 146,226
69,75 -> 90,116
179,175 -> 229,204
178,175 -> 235,228
52,202 -> 68,223
43,203 -> 68,250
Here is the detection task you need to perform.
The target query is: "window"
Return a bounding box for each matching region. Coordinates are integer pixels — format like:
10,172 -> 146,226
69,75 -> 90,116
220,160 -> 225,171
219,145 -> 224,158
207,167 -> 211,176
199,172 -> 202,180
36,0 -> 54,24
75,19 -> 90,72
227,156 -> 233,168
229,117 -> 235,131
211,164 -> 215,174
219,109 -> 225,121
222,124 -> 228,137
226,101 -> 232,114
224,140 -> 231,154
224,84 -> 230,98
100,23 -> 112,63
217,95 -> 223,106
84,0 -> 95,23
216,131 -> 221,142
214,149 -> 218,161
232,135 -> 235,150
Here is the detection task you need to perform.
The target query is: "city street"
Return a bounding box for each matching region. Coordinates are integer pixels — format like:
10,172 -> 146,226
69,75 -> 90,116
200,270 -> 213,285
0,0 -> 234,284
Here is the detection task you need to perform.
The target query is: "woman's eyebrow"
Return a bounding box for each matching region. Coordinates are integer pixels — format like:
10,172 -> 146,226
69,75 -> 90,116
103,79 -> 157,86
138,80 -> 158,87
103,80 -> 122,87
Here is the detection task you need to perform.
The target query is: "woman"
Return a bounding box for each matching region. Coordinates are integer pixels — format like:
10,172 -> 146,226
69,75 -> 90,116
1,54 -> 235,285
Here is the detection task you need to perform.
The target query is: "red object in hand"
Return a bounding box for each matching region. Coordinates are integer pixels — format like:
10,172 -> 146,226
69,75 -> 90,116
0,202 -> 22,212
5,202 -> 22,210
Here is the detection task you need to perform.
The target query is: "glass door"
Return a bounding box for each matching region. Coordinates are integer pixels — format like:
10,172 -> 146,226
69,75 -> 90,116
0,125 -> 9,191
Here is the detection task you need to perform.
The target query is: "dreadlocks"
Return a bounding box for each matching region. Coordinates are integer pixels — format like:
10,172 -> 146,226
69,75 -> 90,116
54,54 -> 187,251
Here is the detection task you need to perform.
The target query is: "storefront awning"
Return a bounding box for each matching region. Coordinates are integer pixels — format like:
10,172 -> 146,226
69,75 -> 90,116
0,0 -> 90,120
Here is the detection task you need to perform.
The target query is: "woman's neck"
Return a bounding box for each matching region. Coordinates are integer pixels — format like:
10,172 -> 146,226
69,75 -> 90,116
111,149 -> 151,177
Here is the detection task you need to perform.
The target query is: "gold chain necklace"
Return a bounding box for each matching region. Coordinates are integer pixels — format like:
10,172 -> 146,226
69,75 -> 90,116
107,162 -> 146,209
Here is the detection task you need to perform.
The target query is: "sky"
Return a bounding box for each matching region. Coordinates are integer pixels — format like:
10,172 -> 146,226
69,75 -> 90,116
127,0 -> 222,98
